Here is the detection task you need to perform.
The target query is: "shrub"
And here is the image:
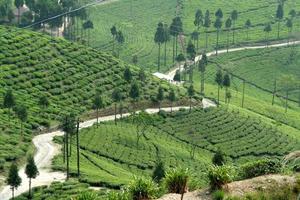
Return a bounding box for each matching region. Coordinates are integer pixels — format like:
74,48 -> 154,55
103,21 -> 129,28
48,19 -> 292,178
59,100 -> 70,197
212,149 -> 226,166
164,168 -> 189,194
0,158 -> 5,171
127,176 -> 158,200
208,165 -> 235,190
152,161 -> 165,183
240,159 -> 282,179
212,190 -> 225,200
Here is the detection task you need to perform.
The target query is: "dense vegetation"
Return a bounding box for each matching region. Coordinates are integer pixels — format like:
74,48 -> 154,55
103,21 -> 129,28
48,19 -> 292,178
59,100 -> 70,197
53,107 -> 299,188
0,25 -> 183,174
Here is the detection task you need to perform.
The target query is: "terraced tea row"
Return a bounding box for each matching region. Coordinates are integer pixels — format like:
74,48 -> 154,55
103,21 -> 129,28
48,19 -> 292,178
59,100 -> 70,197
0,25 -> 183,172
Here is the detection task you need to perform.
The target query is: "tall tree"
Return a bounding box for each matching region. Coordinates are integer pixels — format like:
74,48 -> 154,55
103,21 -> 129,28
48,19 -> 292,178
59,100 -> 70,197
154,22 -> 165,71
199,54 -> 208,95
3,89 -> 16,121
215,70 -> 223,106
204,10 -> 211,49
263,23 -> 272,46
110,25 -> 117,53
223,73 -> 231,103
124,67 -> 132,82
163,23 -> 170,67
157,86 -> 164,110
167,89 -> 176,113
116,30 -> 125,57
244,19 -> 252,40
15,0 -> 24,25
170,17 -> 183,63
286,18 -> 293,44
231,10 -> 238,44
129,82 -> 140,112
186,40 -> 196,83
276,3 -> 284,39
215,8 -> 223,19
289,9 -> 296,19
194,9 -> 203,51
15,104 -> 28,139
214,17 -> 223,55
82,20 -> 94,46
112,88 -> 122,124
225,17 -> 232,52
187,85 -> 195,112
38,95 -> 49,110
93,94 -> 104,127
25,155 -> 39,199
7,163 -> 21,200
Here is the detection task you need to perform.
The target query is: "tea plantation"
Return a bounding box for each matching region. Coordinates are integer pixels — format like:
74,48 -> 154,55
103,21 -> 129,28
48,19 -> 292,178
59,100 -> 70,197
75,0 -> 300,71
0,25 -> 184,174
191,45 -> 300,132
54,107 -> 300,188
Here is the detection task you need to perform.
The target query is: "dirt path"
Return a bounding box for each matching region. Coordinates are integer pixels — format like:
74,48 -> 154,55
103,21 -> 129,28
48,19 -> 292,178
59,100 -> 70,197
0,106 -> 208,200
165,40 -> 300,79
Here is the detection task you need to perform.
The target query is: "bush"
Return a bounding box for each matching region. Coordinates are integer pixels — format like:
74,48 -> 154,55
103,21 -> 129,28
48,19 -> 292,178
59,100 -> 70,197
127,176 -> 158,200
152,161 -> 165,183
240,159 -> 282,179
208,165 -> 235,190
212,190 -> 225,200
212,149 -> 226,166
164,168 -> 189,194
106,190 -> 129,200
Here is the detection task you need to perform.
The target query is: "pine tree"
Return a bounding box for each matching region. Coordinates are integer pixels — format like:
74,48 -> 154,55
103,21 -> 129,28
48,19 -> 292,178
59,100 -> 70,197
168,89 -> 176,113
25,155 -> 39,198
157,86 -> 164,110
215,70 -> 223,106
3,89 -> 16,121
93,94 -> 104,127
7,163 -> 21,200
187,85 -> 195,112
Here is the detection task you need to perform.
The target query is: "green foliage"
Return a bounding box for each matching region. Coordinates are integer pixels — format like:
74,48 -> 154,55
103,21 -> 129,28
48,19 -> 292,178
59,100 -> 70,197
208,165 -> 235,190
212,149 -> 225,166
212,190 -> 225,200
7,163 -> 21,189
152,161 -> 166,183
164,168 -> 189,194
25,155 -> 39,179
239,159 -> 282,179
72,191 -> 100,200
127,176 -> 158,200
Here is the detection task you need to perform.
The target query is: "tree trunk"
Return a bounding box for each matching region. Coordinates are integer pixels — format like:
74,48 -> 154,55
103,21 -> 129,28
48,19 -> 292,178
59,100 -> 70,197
66,132 -> 69,180
18,8 -> 20,25
242,80 -> 245,108
76,119 -> 80,177
12,187 -> 14,200
96,108 -> 99,128
285,90 -> 289,113
158,43 -> 161,71
272,79 -> 277,105
170,102 -> 173,113
164,41 -> 167,67
205,28 -> 208,49
225,87 -> 228,103
172,37 -> 175,63
217,85 -> 220,106
227,30 -> 229,53
29,178 -> 32,198
246,28 -> 249,40
216,29 -> 219,55
232,22 -> 235,44
63,133 -> 66,163
175,35 -> 178,58
277,21 -> 280,39
114,103 -> 117,125
189,97 -> 192,113
200,70 -> 205,95
181,192 -> 184,200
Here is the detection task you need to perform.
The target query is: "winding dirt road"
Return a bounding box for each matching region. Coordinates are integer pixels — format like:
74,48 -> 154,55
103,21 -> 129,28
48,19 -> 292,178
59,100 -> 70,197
165,40 -> 300,79
1,40 -> 299,199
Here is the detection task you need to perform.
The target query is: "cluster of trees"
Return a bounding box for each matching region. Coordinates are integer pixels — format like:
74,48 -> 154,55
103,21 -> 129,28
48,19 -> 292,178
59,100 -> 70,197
215,70 -> 231,105
7,155 -> 38,199
110,25 -> 125,57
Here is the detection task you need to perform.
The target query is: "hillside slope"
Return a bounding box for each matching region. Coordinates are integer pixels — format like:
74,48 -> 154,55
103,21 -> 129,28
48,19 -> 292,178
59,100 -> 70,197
0,25 -> 184,174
